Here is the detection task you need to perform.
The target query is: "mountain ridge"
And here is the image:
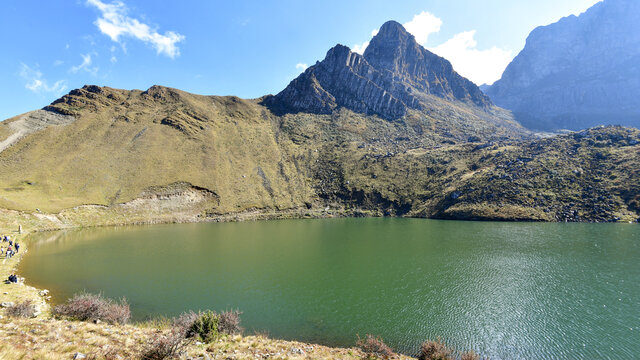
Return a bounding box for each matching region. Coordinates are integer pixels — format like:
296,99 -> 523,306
265,21 -> 492,120
486,0 -> 640,131
0,19 -> 638,226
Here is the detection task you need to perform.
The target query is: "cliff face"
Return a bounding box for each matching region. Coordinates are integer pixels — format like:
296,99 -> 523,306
487,0 -> 640,131
266,21 -> 492,120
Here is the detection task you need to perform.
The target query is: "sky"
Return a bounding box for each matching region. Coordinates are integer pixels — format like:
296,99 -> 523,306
0,0 -> 602,120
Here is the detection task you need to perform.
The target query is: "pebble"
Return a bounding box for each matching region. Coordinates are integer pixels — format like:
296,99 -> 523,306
73,353 -> 86,359
1,302 -> 15,308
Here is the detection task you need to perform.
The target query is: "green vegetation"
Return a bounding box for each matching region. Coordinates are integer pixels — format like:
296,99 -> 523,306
0,85 -> 638,229
188,310 -> 220,343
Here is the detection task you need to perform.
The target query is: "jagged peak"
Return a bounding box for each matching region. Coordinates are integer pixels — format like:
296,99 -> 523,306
374,21 -> 412,42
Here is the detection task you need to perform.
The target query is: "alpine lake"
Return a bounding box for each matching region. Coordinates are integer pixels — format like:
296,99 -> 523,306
19,218 -> 640,359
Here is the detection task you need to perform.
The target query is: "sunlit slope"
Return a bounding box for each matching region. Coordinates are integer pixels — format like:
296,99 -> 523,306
0,85 -> 312,213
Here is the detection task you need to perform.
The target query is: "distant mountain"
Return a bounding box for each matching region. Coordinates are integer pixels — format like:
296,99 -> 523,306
487,0 -> 640,131
265,21 -> 492,120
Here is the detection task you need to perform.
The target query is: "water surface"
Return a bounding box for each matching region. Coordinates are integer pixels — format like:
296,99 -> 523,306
20,218 -> 640,359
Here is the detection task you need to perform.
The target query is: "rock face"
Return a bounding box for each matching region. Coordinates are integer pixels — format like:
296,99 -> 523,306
265,21 -> 492,120
487,0 -> 640,131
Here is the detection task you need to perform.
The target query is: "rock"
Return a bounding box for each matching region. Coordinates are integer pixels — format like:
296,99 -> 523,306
39,289 -> 49,296
265,21 -> 491,121
93,319 -> 101,324
73,353 -> 86,359
486,0 -> 640,130
1,302 -> 15,308
290,348 -> 305,355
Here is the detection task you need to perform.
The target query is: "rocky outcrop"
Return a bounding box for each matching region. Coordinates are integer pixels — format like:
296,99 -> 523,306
0,110 -> 76,154
265,21 -> 492,120
486,0 -> 640,131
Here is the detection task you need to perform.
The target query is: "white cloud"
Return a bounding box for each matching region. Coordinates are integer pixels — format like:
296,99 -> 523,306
352,12 -> 441,55
86,0 -> 185,58
403,11 -> 442,45
70,53 -> 99,75
351,11 -> 513,85
429,31 -> 512,85
352,29 -> 378,55
295,63 -> 308,72
110,55 -> 118,63
19,63 -> 67,95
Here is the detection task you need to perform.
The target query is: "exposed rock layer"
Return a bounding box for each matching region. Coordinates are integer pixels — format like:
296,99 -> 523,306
266,21 -> 492,120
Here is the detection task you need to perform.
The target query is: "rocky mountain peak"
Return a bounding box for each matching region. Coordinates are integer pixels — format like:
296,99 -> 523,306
264,20 -> 492,120
363,21 -> 419,73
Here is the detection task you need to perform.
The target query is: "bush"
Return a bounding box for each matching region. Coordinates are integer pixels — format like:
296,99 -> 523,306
188,310 -> 219,343
140,328 -> 191,360
460,351 -> 481,360
418,340 -> 453,360
418,339 -> 483,360
6,300 -> 37,318
218,309 -> 242,335
140,311 -> 202,360
356,334 -> 394,359
52,292 -> 130,324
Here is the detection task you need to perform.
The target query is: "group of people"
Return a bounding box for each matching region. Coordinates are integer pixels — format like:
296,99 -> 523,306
1,235 -> 19,258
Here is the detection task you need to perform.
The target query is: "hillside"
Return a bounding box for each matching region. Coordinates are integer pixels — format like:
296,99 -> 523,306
0,84 -> 638,227
487,0 -> 640,131
0,19 -> 638,227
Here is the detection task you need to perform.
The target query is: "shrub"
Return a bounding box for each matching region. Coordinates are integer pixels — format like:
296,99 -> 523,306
356,334 -> 394,359
218,309 -> 242,335
140,328 -> 191,360
6,300 -> 37,318
52,292 -> 130,324
418,340 -> 453,360
188,310 -> 219,343
172,311 -> 199,337
460,351 -> 481,360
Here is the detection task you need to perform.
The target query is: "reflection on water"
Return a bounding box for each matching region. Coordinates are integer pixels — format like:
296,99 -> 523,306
20,219 -> 640,359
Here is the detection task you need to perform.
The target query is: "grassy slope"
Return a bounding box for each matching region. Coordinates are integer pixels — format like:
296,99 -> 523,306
0,86 -> 312,214
0,85 -> 638,225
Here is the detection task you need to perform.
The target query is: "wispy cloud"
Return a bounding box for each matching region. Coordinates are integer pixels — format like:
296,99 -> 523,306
295,63 -> 308,72
70,53 -> 99,75
86,0 -> 185,58
352,11 -> 512,85
19,63 -> 67,95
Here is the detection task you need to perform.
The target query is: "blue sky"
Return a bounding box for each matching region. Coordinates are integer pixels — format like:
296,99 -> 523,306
1,0 -> 601,120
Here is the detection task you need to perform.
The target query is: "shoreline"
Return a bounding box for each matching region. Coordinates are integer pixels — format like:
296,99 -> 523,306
0,215 -> 420,359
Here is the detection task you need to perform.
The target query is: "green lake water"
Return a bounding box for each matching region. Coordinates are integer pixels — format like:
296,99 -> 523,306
18,218 -> 640,359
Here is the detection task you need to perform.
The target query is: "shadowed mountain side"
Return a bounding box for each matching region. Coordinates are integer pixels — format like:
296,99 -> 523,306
487,0 -> 640,131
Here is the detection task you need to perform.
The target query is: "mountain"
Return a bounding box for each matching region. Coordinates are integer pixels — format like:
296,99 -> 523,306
487,0 -> 640,131
266,21 -> 495,121
0,20 -> 638,228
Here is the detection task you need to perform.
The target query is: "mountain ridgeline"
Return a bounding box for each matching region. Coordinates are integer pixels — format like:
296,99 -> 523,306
487,0 -> 640,131
0,20 -> 639,228
266,21 -> 492,120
